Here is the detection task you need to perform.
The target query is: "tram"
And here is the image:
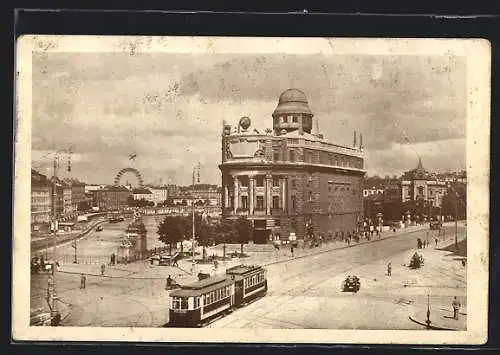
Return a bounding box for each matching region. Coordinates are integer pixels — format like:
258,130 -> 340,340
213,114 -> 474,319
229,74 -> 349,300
168,265 -> 267,327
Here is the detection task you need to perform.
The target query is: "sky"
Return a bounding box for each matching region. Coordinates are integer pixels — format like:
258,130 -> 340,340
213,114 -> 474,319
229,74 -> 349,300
31,51 -> 466,186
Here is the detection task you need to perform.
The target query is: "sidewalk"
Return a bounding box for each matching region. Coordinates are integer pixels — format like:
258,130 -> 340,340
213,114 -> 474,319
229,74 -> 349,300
30,292 -> 72,326
180,224 -> 430,275
409,305 -> 467,330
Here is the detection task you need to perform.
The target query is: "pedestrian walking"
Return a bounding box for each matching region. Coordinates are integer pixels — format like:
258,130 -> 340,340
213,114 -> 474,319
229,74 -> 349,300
100,264 -> 105,276
452,296 -> 461,320
435,237 -> 438,247
387,262 -> 392,276
213,259 -> 218,271
166,275 -> 172,289
291,245 -> 294,257
80,273 -> 86,289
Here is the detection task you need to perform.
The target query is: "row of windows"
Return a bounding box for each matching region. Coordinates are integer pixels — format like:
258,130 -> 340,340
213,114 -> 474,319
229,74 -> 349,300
171,297 -> 189,310
203,285 -> 232,306
244,272 -> 265,288
172,286 -> 233,311
274,115 -> 312,125
238,176 -> 281,188
239,195 -> 281,210
275,150 -> 362,169
290,190 -> 357,209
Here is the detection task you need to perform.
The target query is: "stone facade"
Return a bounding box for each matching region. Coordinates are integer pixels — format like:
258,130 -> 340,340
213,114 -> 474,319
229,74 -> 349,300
31,170 -> 52,231
64,178 -> 86,212
219,89 -> 365,244
92,186 -> 131,211
401,158 -> 448,208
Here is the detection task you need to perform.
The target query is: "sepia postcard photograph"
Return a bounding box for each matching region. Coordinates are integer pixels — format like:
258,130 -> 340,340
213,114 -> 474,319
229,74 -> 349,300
13,35 -> 490,344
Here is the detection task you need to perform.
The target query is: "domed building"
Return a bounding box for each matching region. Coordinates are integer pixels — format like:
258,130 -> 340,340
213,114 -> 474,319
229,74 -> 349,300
220,89 -> 366,244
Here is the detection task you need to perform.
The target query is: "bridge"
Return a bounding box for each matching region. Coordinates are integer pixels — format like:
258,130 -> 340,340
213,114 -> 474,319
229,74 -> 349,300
124,206 -> 222,218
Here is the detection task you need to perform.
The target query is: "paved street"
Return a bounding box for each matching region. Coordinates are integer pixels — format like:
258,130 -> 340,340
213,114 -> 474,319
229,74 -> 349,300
30,223 -> 466,329
209,224 -> 466,330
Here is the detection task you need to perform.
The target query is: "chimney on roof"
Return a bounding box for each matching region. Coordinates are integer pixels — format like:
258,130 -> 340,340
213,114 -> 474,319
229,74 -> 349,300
353,130 -> 357,148
359,133 -> 364,150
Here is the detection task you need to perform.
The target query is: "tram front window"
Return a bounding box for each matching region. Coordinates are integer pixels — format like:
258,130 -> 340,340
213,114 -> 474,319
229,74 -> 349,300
172,297 -> 189,310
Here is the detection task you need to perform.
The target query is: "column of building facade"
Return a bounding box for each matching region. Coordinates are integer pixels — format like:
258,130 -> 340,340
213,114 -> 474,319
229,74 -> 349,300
281,176 -> 287,212
233,176 -> 239,213
221,177 -> 229,208
249,175 -> 255,215
224,184 -> 229,208
266,174 -> 272,215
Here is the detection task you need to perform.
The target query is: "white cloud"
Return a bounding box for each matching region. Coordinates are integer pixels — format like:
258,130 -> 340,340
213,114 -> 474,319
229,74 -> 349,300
31,52 -> 467,185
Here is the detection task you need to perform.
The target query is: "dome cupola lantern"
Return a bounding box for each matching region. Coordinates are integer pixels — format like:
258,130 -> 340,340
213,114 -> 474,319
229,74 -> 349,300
272,88 -> 314,135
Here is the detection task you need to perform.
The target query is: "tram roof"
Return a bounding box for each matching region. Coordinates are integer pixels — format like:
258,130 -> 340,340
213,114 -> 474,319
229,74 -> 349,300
170,275 -> 234,297
225,264 -> 264,276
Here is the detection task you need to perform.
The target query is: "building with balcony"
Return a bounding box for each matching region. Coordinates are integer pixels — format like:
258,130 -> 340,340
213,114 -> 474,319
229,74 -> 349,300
219,88 -> 366,244
31,170 -> 52,232
64,178 -> 86,213
49,177 -> 73,219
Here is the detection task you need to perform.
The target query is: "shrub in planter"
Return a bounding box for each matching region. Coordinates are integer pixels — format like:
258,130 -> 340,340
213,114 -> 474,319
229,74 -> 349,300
409,252 -> 425,269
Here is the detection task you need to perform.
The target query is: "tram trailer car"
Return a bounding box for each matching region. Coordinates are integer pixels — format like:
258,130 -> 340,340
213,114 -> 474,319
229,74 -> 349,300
168,265 -> 267,327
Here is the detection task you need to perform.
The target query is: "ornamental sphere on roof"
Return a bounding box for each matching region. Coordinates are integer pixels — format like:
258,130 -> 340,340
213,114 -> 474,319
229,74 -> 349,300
239,116 -> 252,131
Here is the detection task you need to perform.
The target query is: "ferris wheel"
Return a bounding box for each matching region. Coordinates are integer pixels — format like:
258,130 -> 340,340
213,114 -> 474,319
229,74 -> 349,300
114,167 -> 144,187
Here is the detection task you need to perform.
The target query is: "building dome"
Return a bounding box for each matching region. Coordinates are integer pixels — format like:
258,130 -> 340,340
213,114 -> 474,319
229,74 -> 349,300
272,88 -> 314,135
278,88 -> 308,104
273,88 -> 313,116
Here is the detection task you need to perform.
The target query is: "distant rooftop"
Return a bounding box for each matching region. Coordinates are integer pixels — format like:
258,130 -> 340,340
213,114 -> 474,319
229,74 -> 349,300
132,187 -> 152,194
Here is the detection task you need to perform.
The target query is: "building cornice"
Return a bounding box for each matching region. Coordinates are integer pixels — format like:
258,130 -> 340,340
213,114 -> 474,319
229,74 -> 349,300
219,161 -> 366,176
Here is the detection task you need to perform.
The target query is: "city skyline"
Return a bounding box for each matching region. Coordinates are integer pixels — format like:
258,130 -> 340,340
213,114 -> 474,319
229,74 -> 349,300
32,52 -> 466,186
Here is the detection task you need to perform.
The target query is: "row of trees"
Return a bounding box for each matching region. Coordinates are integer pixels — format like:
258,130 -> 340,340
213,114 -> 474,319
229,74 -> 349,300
157,214 -> 252,258
157,198 -> 212,207
365,185 -> 467,223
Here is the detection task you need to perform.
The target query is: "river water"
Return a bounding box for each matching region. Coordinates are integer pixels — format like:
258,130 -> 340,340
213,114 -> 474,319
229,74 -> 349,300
43,216 -> 166,263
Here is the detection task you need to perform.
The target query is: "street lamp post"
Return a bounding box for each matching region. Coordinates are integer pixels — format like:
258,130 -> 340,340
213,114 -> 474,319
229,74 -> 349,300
426,294 -> 432,329
50,157 -> 59,319
191,162 -> 200,274
455,188 -> 459,251
46,148 -> 72,325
